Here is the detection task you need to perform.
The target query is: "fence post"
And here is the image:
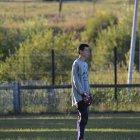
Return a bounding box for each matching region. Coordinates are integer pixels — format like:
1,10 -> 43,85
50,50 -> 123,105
13,82 -> 21,114
51,49 -> 55,85
114,47 -> 118,101
48,49 -> 56,112
59,0 -> 63,15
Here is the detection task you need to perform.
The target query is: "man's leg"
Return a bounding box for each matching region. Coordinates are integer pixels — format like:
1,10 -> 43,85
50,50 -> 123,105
77,101 -> 88,140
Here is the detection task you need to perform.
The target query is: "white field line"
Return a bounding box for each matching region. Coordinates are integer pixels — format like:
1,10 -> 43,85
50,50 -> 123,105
0,128 -> 140,133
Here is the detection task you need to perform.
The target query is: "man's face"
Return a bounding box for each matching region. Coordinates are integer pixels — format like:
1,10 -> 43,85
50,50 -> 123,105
80,47 -> 90,59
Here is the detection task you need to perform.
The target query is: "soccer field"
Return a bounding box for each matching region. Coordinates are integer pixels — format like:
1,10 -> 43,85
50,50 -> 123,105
0,113 -> 140,140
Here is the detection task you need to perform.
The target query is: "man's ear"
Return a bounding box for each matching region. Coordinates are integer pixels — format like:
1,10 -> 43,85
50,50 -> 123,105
79,50 -> 82,54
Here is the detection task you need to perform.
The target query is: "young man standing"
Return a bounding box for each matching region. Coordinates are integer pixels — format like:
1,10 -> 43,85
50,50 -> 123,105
71,44 -> 92,140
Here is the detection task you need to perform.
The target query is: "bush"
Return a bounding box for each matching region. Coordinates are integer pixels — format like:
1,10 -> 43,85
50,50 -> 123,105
93,15 -> 132,69
0,29 -> 79,83
82,11 -> 118,43
0,28 -> 22,63
0,17 -> 49,64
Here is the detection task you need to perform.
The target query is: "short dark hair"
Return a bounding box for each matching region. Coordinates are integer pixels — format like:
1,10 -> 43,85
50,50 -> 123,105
78,44 -> 89,54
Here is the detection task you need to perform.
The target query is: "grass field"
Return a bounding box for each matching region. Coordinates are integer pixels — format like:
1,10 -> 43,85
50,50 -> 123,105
0,113 -> 140,140
0,0 -> 132,30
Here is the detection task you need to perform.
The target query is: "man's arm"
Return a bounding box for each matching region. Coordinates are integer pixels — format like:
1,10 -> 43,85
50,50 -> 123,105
72,62 -> 85,95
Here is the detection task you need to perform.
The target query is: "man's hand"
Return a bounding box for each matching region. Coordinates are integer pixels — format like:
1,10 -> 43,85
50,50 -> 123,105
82,93 -> 92,106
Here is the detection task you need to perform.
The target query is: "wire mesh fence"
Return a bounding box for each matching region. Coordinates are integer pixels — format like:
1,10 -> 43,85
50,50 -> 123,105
0,81 -> 140,114
4,48 -> 140,84
0,89 -> 13,114
21,88 -> 72,113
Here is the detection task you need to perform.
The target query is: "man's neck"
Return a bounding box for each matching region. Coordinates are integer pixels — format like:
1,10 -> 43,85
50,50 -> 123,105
79,56 -> 86,61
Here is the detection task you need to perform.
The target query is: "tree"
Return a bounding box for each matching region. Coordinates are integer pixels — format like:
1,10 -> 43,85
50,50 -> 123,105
93,16 -> 132,70
0,30 -> 79,84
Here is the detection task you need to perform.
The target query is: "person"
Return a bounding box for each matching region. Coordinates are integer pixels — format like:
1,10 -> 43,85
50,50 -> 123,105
71,44 -> 92,140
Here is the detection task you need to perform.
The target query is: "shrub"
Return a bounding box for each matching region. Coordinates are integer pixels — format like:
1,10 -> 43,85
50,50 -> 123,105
0,30 -> 79,83
93,15 -> 132,69
82,11 -> 118,43
0,28 -> 22,62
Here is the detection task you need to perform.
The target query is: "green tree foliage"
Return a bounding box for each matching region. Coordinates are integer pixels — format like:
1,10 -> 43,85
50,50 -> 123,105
93,16 -> 132,69
1,11 -> 140,84
0,29 -> 79,84
0,18 -> 48,64
82,11 -> 118,43
0,28 -> 22,63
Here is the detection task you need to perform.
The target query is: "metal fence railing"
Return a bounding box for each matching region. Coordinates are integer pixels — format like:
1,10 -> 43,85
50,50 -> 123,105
0,82 -> 140,114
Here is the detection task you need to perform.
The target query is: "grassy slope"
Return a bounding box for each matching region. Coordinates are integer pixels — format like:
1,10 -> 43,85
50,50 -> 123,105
0,0 -> 131,30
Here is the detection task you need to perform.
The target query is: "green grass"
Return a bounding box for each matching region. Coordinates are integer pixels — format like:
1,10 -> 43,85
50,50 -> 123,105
0,0 -> 132,30
0,113 -> 140,140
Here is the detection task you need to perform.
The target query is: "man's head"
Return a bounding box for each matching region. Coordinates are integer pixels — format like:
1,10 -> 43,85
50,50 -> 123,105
78,44 -> 90,60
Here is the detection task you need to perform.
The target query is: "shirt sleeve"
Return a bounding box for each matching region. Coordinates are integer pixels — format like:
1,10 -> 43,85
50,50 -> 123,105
72,62 -> 85,95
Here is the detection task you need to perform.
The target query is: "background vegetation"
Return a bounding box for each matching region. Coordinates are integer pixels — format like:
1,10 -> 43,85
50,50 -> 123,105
0,0 -> 140,113
0,0 -> 140,84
